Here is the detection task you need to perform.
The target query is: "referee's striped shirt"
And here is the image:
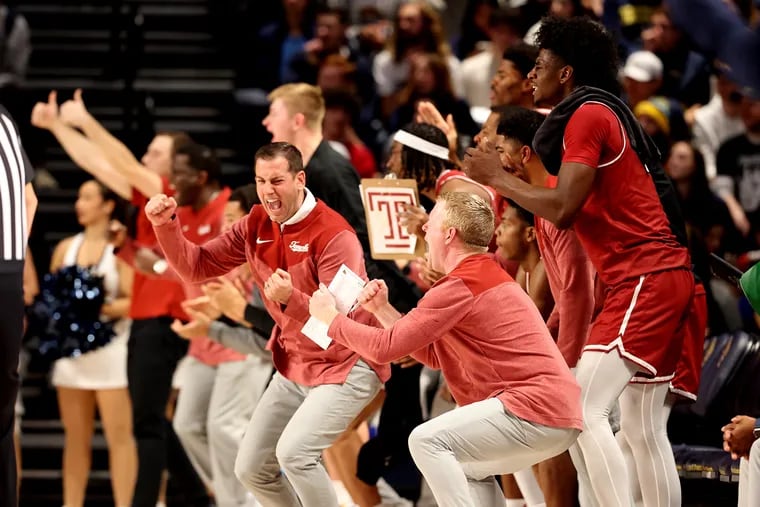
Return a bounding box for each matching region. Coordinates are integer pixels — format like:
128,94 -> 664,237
0,105 -> 33,273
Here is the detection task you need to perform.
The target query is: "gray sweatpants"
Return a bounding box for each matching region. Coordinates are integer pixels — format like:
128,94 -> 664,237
173,356 -> 272,507
234,360 -> 382,507
408,397 -> 579,507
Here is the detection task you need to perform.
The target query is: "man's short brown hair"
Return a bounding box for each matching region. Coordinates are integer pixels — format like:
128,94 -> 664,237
254,142 -> 304,174
268,83 -> 326,131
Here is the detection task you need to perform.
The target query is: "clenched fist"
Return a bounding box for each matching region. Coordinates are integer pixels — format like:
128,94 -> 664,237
264,268 -> 293,305
356,279 -> 389,314
145,194 -> 177,226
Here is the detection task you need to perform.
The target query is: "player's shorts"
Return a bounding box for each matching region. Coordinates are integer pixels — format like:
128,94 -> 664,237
584,268 -> 694,381
665,282 -> 707,399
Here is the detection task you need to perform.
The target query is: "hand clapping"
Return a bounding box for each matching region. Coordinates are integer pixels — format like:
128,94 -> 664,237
462,140 -> 508,187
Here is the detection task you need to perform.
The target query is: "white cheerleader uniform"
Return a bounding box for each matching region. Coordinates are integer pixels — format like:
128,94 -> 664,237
51,233 -> 130,389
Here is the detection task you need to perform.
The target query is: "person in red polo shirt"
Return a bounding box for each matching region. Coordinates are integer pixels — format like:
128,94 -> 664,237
463,17 -> 693,507
145,142 -> 387,507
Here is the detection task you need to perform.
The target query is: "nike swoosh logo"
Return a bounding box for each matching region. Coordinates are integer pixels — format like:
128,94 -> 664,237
256,238 -> 273,244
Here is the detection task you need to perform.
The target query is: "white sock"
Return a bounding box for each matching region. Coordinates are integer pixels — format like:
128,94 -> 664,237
505,500 -> 526,507
513,468 -> 545,506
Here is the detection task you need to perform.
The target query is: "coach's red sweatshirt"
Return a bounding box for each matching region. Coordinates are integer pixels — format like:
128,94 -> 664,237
152,190 -> 390,386
328,254 -> 583,431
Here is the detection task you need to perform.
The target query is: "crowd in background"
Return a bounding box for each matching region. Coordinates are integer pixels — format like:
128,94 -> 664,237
5,0 -> 760,506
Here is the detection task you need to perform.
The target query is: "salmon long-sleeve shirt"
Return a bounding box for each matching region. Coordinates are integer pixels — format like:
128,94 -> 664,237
152,190 -> 390,386
535,175 -> 596,368
328,254 -> 583,431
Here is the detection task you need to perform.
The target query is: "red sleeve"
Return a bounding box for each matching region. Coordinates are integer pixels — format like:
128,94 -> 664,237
546,226 -> 595,367
562,103 -> 617,168
327,278 -> 472,364
546,306 -> 560,339
410,344 -> 441,369
152,214 -> 248,283
282,229 -> 368,325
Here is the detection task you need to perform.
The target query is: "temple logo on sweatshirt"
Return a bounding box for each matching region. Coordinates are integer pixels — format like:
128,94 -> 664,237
289,241 -> 309,253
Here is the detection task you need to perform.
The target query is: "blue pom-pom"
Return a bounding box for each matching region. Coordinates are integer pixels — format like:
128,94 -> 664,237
25,265 -> 115,360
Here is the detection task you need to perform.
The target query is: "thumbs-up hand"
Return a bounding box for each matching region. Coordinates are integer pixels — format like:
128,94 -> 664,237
59,88 -> 91,128
30,90 -> 59,130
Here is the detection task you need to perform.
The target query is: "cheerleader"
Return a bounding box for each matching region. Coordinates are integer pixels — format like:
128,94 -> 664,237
48,180 -> 136,507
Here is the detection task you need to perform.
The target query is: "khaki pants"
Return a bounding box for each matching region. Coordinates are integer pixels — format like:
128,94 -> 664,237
174,356 -> 272,507
409,397 -> 579,507
234,361 -> 382,507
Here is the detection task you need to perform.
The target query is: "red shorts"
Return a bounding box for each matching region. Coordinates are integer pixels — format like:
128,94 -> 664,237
668,282 -> 708,400
584,269 -> 694,380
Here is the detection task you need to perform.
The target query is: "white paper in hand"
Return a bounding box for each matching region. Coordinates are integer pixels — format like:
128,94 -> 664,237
301,318 -> 333,350
301,264 -> 367,350
329,264 -> 369,313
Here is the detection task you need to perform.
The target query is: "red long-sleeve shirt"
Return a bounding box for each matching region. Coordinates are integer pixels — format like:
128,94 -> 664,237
535,175 -> 596,368
328,254 -> 583,431
152,193 -> 390,386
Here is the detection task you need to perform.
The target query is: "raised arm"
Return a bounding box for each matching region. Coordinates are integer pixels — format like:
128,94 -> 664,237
464,106 -> 614,229
464,143 -> 596,229
147,194 -> 248,283
59,89 -> 162,198
31,91 -> 131,200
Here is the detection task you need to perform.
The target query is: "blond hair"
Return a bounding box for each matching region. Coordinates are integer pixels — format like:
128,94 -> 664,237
268,83 -> 325,131
438,192 -> 494,250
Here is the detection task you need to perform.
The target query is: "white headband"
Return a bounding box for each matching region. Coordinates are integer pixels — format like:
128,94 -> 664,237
393,130 -> 450,161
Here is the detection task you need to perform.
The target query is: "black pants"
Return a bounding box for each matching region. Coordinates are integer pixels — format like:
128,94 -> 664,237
127,317 -> 208,507
0,271 -> 23,507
